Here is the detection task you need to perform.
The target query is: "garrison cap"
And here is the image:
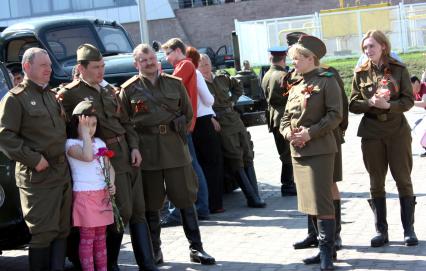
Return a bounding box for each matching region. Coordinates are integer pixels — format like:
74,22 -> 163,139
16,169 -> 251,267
268,46 -> 288,56
297,35 -> 327,59
286,32 -> 307,46
72,100 -> 96,116
76,44 -> 102,62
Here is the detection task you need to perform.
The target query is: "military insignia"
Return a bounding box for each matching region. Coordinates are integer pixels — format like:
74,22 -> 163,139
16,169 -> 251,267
30,100 -> 36,106
368,86 -> 373,92
135,100 -> 148,113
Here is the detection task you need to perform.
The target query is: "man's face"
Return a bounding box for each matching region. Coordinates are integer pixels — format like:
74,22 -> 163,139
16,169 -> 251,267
198,57 -> 212,78
135,50 -> 158,76
25,53 -> 52,85
13,73 -> 23,86
79,59 -> 105,85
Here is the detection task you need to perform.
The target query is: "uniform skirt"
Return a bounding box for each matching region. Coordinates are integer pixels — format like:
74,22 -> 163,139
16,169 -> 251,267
292,153 -> 335,216
333,143 -> 343,182
72,189 -> 114,227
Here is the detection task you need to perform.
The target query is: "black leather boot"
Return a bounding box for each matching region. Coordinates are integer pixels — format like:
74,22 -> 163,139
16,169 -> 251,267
294,215 -> 318,249
281,163 -> 297,196
236,168 -> 266,208
399,196 -> 418,246
106,226 -> 124,271
368,198 -> 389,247
334,200 -> 342,250
29,246 -> 50,271
317,219 -> 335,271
66,227 -> 81,270
146,211 -> 163,265
180,205 -> 215,265
129,223 -> 159,271
50,239 -> 66,271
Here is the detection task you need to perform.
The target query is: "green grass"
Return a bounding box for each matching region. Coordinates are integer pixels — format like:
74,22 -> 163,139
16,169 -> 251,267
225,51 -> 425,96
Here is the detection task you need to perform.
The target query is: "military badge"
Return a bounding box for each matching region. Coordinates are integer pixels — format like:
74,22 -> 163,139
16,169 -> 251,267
135,100 -> 148,113
30,100 -> 36,106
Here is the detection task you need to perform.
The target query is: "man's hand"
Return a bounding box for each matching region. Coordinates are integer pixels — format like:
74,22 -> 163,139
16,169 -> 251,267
211,117 -> 221,132
130,148 -> 142,167
35,155 -> 49,172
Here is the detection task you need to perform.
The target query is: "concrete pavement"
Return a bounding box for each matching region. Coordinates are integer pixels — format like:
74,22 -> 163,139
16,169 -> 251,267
1,108 -> 426,271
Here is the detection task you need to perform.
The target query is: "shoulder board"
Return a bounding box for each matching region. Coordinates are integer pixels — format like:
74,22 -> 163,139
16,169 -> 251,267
388,57 -> 406,68
162,73 -> 182,81
120,75 -> 139,89
318,71 -> 334,77
320,63 -> 330,69
64,79 -> 81,89
9,84 -> 25,95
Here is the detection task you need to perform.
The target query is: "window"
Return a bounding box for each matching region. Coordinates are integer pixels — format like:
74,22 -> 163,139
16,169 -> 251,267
31,0 -> 50,15
96,26 -> 133,53
10,0 -> 30,17
71,0 -> 92,10
93,0 -> 114,8
0,0 -> 10,19
53,0 -> 71,11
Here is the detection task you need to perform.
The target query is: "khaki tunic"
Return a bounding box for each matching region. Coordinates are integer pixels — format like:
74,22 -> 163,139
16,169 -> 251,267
280,68 -> 342,215
120,73 -> 196,210
349,59 -> 414,198
205,73 -> 253,171
59,80 -> 145,224
0,79 -> 71,247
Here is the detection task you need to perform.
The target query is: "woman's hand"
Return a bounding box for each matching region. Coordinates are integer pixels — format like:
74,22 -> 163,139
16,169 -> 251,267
368,95 -> 390,109
211,117 -> 221,132
289,127 -> 310,148
108,183 -> 116,195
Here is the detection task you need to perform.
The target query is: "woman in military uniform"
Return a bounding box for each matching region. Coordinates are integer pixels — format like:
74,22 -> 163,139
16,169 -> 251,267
349,30 -> 417,247
280,35 -> 342,271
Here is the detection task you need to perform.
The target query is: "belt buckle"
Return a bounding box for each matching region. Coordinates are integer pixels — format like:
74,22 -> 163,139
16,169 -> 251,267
159,125 -> 167,135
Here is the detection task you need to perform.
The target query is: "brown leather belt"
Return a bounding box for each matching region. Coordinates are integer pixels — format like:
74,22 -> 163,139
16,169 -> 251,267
105,134 -> 125,145
214,107 -> 233,117
136,124 -> 170,135
365,113 -> 388,122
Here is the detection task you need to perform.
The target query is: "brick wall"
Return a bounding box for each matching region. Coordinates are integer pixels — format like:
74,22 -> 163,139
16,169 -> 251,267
124,0 -> 426,50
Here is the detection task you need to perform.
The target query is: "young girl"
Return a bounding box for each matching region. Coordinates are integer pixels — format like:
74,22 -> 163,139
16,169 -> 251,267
65,101 -> 116,271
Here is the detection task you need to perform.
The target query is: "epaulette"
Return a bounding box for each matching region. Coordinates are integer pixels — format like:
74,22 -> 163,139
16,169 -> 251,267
9,84 -> 25,95
120,75 -> 139,89
216,69 -> 231,77
162,73 -> 182,81
64,79 -> 80,89
318,71 -> 334,77
320,63 -> 330,69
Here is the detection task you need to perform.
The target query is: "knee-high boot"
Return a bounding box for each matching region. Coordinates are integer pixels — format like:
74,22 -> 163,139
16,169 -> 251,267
317,219 -> 335,271
334,200 -> 342,250
106,226 -> 124,271
399,196 -> 418,246
50,239 -> 66,271
368,198 -> 389,247
145,211 -> 163,265
29,246 -> 50,271
180,205 -> 215,265
129,223 -> 159,271
294,215 -> 318,249
236,168 -> 266,208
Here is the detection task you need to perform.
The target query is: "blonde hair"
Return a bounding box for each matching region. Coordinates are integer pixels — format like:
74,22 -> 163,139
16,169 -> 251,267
361,30 -> 391,58
287,44 -> 319,66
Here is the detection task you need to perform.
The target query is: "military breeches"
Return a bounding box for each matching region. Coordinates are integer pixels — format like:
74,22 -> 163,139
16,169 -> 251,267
220,129 -> 254,172
114,167 -> 146,225
272,127 -> 291,164
141,164 -> 198,211
19,182 -> 72,248
361,130 -> 413,198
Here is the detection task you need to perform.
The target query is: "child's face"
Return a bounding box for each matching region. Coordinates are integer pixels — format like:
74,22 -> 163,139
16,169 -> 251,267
86,116 -> 97,138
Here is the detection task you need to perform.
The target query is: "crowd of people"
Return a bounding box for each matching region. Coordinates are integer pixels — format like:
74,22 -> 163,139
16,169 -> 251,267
0,28 -> 421,271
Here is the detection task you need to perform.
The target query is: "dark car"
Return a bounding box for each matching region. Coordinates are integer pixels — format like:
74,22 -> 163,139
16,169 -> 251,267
0,62 -> 31,254
198,45 -> 234,69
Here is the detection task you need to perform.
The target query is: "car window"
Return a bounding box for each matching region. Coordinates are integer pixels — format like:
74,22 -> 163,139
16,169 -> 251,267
96,26 -> 133,53
6,39 -> 40,63
44,26 -> 98,62
0,65 -> 12,99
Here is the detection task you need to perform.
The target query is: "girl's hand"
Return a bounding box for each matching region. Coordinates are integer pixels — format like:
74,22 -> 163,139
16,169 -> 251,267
78,115 -> 91,137
108,183 -> 116,195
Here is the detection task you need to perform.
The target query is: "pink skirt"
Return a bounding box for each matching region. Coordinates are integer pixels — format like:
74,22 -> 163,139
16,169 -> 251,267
72,189 -> 114,227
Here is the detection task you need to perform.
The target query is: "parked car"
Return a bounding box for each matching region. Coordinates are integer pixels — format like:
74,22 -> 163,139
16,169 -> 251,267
198,45 -> 234,68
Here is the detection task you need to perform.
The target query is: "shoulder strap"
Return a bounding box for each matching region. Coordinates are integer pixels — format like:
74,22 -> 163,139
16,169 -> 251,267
142,89 -> 180,117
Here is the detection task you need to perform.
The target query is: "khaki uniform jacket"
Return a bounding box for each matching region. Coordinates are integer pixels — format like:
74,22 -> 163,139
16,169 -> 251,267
205,73 -> 245,134
280,68 -> 343,157
261,64 -> 288,130
349,59 -> 414,139
58,80 -> 138,173
0,79 -> 70,188
120,73 -> 193,171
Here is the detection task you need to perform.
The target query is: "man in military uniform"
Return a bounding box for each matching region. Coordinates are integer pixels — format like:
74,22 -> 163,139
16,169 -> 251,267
198,53 -> 266,208
58,44 -> 157,271
0,48 -> 71,271
285,32 -> 348,263
261,45 -> 297,197
120,44 -> 215,265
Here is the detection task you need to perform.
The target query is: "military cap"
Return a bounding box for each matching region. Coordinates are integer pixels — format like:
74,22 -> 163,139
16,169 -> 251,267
297,35 -> 327,59
76,44 -> 102,62
268,46 -> 288,56
286,32 -> 307,46
72,100 -> 96,116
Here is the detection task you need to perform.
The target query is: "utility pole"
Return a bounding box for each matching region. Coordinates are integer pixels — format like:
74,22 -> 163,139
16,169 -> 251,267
137,0 -> 149,43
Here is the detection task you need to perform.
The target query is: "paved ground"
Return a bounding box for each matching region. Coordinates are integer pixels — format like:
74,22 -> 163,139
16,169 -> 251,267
2,108 -> 426,271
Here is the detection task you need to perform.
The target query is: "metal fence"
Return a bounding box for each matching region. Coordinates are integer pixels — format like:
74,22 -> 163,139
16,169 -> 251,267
235,2 -> 426,66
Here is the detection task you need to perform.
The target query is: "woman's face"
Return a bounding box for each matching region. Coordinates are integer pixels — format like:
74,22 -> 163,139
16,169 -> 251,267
362,37 -> 385,65
291,53 -> 314,74
412,80 -> 421,94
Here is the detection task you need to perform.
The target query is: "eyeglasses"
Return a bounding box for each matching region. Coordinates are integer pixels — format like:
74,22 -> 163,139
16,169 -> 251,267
165,49 -> 175,56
